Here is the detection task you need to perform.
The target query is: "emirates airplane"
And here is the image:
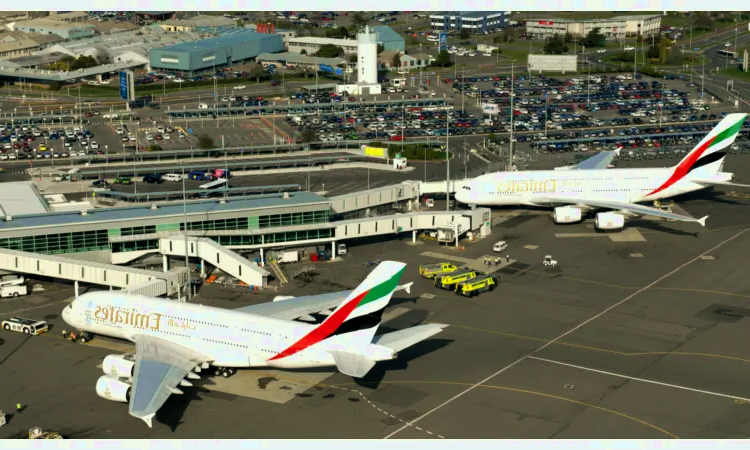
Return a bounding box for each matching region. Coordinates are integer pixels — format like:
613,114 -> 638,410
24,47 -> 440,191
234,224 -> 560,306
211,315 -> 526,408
62,261 -> 445,428
456,113 -> 750,229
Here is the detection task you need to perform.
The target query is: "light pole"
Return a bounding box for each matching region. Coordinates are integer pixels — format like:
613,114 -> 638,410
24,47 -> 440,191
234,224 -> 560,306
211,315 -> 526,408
725,43 -> 730,70
182,172 -> 191,302
445,104 -> 449,211
509,60 -> 515,171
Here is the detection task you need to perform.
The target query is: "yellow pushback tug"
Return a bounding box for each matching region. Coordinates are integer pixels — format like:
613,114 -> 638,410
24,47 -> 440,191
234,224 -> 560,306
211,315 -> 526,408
419,262 -> 458,279
455,276 -> 498,297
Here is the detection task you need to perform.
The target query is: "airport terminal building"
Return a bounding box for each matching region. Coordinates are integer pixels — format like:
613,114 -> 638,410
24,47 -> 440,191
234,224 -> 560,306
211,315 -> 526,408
0,180 -> 490,298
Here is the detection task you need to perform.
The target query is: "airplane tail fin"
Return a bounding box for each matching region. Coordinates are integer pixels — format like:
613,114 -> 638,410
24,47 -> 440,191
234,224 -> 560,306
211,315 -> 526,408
676,113 -> 747,178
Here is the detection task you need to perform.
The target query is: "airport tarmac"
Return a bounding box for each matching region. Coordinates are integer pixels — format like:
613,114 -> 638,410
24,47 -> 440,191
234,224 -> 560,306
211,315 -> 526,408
3,192 -> 750,438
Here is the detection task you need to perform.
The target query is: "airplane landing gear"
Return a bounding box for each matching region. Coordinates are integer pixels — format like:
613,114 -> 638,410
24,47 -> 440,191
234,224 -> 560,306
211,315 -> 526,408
213,367 -> 237,378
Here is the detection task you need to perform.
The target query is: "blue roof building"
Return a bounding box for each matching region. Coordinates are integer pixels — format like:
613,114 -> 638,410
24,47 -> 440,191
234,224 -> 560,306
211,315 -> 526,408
149,29 -> 283,74
371,26 -> 405,52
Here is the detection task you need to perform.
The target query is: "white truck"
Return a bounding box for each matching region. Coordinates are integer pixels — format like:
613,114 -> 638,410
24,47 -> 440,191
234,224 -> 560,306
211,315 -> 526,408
337,243 -> 347,255
1,285 -> 27,298
276,251 -> 299,264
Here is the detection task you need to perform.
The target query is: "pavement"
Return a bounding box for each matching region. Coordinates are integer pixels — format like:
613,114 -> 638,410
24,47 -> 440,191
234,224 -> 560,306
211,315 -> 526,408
3,186 -> 750,438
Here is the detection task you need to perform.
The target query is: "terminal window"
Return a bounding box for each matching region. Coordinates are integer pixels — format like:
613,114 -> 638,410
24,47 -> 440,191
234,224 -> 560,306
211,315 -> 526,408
0,229 -> 109,255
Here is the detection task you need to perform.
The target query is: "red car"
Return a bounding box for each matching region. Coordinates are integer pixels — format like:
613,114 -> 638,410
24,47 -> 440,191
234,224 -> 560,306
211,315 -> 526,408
389,135 -> 404,141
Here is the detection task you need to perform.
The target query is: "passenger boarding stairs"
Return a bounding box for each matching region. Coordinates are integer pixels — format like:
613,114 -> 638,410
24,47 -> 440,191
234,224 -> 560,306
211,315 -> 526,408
268,261 -> 288,285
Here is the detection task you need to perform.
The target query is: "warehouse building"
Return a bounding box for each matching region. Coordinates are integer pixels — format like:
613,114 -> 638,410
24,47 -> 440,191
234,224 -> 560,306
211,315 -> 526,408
12,19 -> 96,40
430,12 -> 510,34
158,14 -> 236,32
288,36 -> 359,56
149,29 -> 283,75
255,52 -> 347,71
0,32 -> 64,60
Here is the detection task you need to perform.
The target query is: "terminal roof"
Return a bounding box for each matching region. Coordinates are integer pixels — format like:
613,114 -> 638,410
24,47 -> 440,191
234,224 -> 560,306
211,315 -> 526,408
0,191 -> 329,231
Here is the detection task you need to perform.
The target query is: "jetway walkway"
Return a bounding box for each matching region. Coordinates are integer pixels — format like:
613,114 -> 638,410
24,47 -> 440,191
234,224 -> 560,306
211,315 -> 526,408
0,248 -> 183,297
159,235 -> 270,288
419,179 -> 472,195
333,208 -> 490,242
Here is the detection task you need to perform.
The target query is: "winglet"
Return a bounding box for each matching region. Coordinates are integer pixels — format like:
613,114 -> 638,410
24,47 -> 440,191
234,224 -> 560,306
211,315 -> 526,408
697,216 -> 709,227
139,413 -> 156,428
613,148 -> 621,156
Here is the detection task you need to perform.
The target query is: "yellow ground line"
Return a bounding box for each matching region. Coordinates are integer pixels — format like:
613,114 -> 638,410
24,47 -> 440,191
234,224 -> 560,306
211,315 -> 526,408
328,380 -> 678,439
448,324 -> 750,364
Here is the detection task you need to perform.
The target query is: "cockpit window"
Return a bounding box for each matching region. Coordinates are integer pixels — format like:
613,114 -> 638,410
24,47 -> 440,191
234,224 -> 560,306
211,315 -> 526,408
462,186 -> 471,190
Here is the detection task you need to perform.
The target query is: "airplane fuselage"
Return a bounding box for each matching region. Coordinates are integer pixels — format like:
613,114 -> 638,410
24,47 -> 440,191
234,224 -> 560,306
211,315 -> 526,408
63,292 -> 341,370
456,166 -> 727,207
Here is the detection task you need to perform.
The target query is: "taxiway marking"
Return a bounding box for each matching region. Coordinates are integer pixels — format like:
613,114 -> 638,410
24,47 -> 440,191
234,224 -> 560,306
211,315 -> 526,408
384,228 -> 748,439
528,356 -> 750,403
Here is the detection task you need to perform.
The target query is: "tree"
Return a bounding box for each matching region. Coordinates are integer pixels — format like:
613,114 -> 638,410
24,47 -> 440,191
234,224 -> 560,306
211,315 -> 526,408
658,36 -> 671,64
300,49 -> 307,55
666,47 -> 683,65
196,134 -> 215,150
392,53 -> 401,69
501,27 -> 517,43
148,144 -> 162,151
582,27 -> 605,47
647,45 -> 661,60
325,26 -> 349,38
49,81 -> 61,91
563,32 -> 573,43
351,12 -> 368,30
434,50 -> 452,67
612,52 -> 635,63
377,44 -> 384,54
459,28 -> 470,40
316,44 -> 345,58
348,54 -> 357,63
693,14 -> 713,31
543,34 -> 568,54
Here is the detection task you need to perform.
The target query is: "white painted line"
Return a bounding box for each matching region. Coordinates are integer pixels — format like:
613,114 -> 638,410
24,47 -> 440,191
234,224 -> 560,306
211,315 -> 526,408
0,299 -> 72,317
528,356 -> 750,402
383,228 -> 749,439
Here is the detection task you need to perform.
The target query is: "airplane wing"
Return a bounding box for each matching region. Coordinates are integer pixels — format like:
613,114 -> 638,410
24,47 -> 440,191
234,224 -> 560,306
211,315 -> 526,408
529,196 -> 708,226
372,323 -> 448,353
234,283 -> 414,321
129,334 -> 209,428
557,150 -> 618,171
691,179 -> 750,188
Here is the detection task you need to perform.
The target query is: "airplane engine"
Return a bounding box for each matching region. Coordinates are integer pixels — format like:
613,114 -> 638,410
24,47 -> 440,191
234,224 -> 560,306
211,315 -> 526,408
595,213 -> 625,230
553,207 -> 582,224
273,295 -> 295,302
102,354 -> 135,378
96,375 -> 131,403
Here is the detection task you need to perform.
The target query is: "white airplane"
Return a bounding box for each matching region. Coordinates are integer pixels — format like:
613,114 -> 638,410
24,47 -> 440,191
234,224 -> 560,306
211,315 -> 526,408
455,113 -> 750,229
62,261 -> 445,428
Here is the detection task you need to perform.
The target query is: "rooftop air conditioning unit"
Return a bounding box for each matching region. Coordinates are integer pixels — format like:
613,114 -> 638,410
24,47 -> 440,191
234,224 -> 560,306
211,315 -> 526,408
282,192 -> 290,200
81,210 -> 88,216
5,215 -> 12,222
150,203 -> 158,210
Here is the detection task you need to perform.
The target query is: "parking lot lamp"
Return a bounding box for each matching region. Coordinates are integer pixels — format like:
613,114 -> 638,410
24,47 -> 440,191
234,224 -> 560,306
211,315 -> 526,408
105,145 -> 108,162
445,106 -> 450,211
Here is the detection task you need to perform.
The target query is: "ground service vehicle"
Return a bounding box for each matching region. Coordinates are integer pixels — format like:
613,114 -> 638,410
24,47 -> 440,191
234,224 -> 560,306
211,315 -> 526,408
456,276 -> 497,297
1,285 -> 27,297
2,317 -> 48,335
419,262 -> 458,279
434,269 -> 478,290
114,177 -> 132,185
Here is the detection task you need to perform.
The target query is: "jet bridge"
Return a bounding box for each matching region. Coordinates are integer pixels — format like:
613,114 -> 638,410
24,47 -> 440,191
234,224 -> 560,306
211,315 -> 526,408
158,235 -> 270,288
0,248 -> 183,297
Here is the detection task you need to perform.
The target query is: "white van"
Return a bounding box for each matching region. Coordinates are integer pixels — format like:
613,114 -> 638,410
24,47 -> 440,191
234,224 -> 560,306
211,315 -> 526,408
1,285 -> 27,298
198,103 -> 209,109
337,243 -> 347,255
493,241 -> 508,253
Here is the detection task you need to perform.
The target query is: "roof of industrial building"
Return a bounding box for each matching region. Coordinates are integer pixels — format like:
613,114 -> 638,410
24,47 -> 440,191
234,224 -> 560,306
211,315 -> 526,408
288,36 -> 358,47
154,29 -> 275,54
371,25 -> 404,43
13,19 -> 95,31
527,17 -> 626,24
0,191 -> 330,231
255,52 -> 346,66
6,52 -> 68,67
0,59 -> 145,81
161,14 -> 236,28
0,182 -> 50,217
